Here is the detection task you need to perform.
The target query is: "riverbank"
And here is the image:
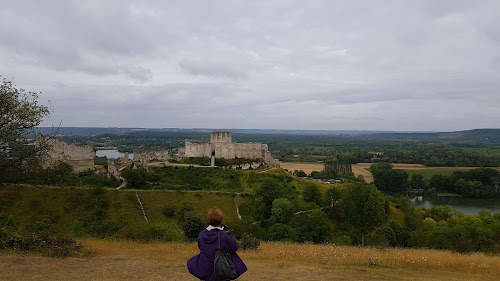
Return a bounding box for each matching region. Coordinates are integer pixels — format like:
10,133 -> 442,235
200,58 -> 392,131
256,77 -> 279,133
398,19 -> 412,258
1,239 -> 499,281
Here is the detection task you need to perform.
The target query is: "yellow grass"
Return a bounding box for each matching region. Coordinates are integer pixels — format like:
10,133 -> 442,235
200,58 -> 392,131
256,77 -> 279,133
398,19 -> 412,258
1,239 -> 499,281
280,162 -> 325,175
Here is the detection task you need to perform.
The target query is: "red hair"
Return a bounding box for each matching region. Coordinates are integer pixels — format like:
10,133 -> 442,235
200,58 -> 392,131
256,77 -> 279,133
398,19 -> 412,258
208,209 -> 223,226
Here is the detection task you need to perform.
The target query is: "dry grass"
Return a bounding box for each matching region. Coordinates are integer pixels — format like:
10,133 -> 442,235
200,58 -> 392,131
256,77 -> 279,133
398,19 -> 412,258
280,162 -> 325,175
1,239 -> 499,281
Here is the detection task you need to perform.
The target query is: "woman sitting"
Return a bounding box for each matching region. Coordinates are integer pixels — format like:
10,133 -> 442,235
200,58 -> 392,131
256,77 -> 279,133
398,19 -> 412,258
187,209 -> 247,281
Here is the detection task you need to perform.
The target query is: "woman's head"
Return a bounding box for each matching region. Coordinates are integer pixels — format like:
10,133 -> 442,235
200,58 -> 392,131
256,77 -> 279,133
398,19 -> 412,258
208,209 -> 224,227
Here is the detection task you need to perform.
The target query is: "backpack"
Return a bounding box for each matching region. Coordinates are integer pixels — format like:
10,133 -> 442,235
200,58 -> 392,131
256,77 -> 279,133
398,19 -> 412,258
214,231 -> 237,281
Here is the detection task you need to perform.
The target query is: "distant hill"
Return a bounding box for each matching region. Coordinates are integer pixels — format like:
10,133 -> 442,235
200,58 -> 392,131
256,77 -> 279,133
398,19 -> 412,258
34,127 -> 500,143
362,129 -> 500,143
35,127 -> 394,137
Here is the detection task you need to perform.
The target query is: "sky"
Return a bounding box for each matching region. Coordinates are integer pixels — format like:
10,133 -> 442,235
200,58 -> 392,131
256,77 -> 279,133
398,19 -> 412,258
1,0 -> 499,131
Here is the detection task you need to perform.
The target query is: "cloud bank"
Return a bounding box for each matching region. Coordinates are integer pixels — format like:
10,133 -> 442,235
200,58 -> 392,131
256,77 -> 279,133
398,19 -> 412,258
1,0 -> 499,131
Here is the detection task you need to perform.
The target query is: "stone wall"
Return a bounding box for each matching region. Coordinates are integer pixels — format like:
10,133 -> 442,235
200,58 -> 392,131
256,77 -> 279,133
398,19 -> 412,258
107,158 -> 121,179
37,134 -> 95,173
133,150 -> 170,162
184,142 -> 212,158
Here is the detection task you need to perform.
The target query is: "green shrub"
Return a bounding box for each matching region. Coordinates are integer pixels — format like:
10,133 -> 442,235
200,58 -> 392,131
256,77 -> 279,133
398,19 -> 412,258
179,215 -> 205,241
0,214 -> 82,258
239,233 -> 260,250
162,206 -> 177,217
144,223 -> 185,242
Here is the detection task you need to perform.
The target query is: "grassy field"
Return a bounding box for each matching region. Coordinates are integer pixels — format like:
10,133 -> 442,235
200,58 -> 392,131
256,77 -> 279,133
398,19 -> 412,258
401,169 -> 454,179
1,239 -> 499,281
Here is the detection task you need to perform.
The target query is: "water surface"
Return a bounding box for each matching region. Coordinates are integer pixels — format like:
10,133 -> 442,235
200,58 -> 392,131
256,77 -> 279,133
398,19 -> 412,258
96,149 -> 134,159
411,196 -> 500,215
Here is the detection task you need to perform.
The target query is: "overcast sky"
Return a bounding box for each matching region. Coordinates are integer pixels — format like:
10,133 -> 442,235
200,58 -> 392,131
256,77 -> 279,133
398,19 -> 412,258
1,0 -> 499,131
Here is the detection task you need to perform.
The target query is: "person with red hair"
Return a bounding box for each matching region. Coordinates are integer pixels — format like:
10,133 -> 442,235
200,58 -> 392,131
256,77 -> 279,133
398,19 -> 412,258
187,209 -> 247,280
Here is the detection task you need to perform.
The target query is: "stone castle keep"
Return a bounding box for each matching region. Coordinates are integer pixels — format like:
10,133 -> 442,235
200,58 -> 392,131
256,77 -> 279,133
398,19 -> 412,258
181,131 -> 274,165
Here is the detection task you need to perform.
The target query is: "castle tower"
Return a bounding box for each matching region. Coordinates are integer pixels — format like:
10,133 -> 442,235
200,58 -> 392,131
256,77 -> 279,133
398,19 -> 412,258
210,131 -> 232,143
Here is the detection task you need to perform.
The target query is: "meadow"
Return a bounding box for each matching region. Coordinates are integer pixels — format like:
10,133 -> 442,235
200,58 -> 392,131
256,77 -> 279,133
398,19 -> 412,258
1,239 -> 499,281
402,169 -> 454,179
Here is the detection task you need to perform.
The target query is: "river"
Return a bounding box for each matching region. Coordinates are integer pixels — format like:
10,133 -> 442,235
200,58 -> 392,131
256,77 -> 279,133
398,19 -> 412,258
411,196 -> 500,215
96,149 -> 134,159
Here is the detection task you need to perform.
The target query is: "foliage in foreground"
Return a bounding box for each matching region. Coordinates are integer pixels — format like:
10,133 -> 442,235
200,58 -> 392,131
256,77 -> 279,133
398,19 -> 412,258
0,213 -> 83,258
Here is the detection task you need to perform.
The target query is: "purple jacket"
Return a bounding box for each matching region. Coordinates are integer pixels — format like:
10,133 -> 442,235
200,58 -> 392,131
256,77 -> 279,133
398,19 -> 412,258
187,228 -> 247,281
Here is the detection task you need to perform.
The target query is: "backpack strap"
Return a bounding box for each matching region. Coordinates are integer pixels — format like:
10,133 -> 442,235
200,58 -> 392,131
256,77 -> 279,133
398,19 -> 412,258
217,230 -> 221,249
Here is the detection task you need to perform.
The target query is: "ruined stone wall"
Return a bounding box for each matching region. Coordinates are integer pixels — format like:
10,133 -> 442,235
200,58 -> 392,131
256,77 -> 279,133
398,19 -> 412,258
107,158 -> 121,179
133,150 -> 170,162
37,134 -> 95,173
184,142 -> 212,158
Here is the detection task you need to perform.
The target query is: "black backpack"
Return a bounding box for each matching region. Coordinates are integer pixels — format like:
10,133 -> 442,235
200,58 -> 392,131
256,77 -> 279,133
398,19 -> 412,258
214,231 -> 237,281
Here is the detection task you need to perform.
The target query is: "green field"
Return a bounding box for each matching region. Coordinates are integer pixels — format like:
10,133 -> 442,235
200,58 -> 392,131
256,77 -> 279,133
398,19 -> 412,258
398,169 -> 454,179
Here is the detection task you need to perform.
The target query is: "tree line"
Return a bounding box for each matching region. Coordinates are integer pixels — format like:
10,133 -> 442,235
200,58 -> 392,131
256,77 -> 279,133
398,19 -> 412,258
371,163 -> 500,198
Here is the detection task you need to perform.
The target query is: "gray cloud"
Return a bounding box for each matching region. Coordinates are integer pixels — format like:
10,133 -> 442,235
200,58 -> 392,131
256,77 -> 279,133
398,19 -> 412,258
179,59 -> 248,80
0,0 -> 499,131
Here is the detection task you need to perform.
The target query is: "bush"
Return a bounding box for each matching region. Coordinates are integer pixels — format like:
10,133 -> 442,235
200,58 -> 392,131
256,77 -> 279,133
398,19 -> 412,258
0,214 -> 83,258
144,223 -> 185,242
239,233 -> 260,250
179,215 -> 205,240
295,170 -> 307,177
162,206 -> 177,217
121,168 -> 148,188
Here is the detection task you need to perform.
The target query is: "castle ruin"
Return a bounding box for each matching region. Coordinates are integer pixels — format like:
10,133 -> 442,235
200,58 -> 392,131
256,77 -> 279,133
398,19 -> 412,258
36,134 -> 95,173
181,131 -> 275,166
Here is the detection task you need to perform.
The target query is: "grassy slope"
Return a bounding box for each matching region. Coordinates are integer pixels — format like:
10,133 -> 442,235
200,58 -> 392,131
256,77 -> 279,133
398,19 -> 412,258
0,184 -> 250,235
1,239 -> 499,281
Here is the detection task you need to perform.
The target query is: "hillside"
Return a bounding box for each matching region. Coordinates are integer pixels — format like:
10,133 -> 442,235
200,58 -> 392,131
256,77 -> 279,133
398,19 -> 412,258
1,239 -> 499,281
0,184 -> 249,239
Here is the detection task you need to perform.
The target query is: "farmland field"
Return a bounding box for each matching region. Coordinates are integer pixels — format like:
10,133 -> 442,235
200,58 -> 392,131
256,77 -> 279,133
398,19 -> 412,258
282,162 -> 500,183
279,162 -> 325,175
1,239 -> 499,281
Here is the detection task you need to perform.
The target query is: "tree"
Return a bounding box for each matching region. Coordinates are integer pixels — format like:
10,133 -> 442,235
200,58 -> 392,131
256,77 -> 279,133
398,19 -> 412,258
370,162 -> 393,175
343,183 -> 388,246
0,77 -> 51,180
410,173 -> 426,189
292,209 -> 331,243
302,183 -> 323,206
121,167 -> 148,188
253,178 -> 297,220
267,223 -> 297,241
373,169 -> 408,195
271,198 -> 295,224
324,159 -> 352,178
